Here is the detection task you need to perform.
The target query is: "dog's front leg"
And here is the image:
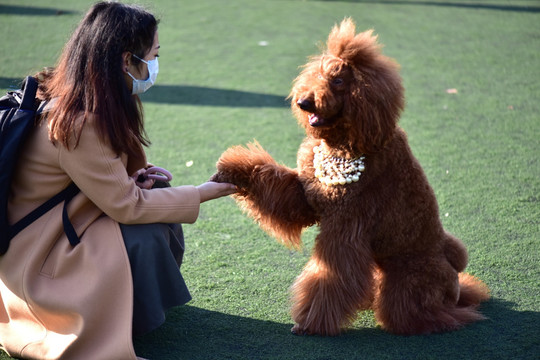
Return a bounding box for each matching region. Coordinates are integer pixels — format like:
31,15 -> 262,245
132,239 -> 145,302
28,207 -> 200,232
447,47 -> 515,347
290,224 -> 374,336
211,142 -> 318,248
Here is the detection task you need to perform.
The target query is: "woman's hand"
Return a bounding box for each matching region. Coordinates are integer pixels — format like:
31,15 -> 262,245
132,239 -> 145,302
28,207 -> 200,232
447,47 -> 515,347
196,181 -> 237,203
131,168 -> 155,189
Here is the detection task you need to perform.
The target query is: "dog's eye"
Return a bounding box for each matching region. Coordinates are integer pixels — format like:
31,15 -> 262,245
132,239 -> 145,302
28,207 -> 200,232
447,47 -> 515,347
332,78 -> 344,86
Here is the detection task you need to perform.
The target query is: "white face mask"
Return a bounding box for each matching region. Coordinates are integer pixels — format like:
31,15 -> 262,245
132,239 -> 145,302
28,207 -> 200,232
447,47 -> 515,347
127,54 -> 159,95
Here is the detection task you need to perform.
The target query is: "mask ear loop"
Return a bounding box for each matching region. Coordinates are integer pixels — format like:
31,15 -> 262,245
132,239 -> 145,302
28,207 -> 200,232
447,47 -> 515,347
132,54 -> 148,64
126,72 -> 138,81
127,54 -> 152,81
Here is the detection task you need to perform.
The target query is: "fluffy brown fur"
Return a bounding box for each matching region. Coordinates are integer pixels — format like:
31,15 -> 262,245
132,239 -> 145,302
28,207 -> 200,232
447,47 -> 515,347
211,18 -> 489,336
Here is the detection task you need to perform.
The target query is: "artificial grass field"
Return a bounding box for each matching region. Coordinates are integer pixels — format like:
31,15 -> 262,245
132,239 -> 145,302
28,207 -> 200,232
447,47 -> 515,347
1,0 -> 538,359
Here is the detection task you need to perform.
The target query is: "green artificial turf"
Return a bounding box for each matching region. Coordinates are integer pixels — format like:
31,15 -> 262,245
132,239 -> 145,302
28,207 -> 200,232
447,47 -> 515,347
1,0 -> 539,359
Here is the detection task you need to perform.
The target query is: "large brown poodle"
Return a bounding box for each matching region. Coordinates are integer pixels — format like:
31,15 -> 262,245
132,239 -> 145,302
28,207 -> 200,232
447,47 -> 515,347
211,18 -> 489,336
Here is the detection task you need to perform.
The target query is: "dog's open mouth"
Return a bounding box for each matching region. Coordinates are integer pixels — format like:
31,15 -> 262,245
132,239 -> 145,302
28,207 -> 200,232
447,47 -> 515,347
308,113 -> 340,127
309,114 -> 327,127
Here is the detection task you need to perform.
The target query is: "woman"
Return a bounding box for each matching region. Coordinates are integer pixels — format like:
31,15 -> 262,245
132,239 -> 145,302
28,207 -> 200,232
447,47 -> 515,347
0,2 -> 235,359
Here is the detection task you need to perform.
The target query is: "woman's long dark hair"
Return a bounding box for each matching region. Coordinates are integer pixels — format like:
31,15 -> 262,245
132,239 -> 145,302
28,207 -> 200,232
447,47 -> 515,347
37,1 -> 159,156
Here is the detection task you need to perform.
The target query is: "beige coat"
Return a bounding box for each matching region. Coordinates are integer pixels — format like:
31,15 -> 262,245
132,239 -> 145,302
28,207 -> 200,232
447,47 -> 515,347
0,116 -> 201,359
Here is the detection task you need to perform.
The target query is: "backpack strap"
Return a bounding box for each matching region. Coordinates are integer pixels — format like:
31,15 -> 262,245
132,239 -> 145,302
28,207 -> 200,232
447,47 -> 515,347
3,77 -> 81,252
61,183 -> 81,246
9,183 -> 81,246
19,76 -> 38,111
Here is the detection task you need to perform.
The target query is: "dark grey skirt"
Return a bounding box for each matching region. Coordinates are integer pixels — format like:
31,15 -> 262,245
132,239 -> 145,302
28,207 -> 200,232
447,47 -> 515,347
120,222 -> 191,336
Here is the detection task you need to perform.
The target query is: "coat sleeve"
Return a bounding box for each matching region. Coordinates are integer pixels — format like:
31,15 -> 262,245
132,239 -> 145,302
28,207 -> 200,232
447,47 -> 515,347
57,119 -> 201,224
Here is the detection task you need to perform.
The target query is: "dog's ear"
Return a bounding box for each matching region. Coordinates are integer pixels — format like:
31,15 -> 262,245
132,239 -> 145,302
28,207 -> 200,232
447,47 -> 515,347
327,20 -> 404,154
345,56 -> 404,154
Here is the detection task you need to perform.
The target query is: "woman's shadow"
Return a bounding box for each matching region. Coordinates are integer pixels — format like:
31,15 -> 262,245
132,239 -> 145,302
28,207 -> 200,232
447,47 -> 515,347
0,77 -> 289,109
134,298 -> 539,359
139,84 -> 289,108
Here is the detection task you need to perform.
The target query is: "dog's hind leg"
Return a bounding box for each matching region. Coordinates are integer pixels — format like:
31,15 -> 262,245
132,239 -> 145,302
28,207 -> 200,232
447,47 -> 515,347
373,256 -> 487,335
290,225 -> 374,336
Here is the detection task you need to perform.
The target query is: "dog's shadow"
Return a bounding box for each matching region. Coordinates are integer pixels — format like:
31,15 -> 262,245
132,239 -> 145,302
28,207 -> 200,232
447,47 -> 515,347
134,299 -> 539,359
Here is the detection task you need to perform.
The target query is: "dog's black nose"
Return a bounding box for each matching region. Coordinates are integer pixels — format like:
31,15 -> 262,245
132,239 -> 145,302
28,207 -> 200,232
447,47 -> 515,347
297,98 -> 315,112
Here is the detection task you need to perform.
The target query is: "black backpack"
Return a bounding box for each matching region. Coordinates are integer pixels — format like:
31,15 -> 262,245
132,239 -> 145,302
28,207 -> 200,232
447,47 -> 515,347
0,76 -> 80,255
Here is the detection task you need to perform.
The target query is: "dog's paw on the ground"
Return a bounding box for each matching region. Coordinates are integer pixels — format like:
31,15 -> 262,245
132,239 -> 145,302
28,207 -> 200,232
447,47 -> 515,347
291,324 -> 312,336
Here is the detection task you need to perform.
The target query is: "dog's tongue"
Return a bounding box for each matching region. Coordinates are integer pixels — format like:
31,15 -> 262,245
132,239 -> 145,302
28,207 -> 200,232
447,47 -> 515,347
309,114 -> 322,126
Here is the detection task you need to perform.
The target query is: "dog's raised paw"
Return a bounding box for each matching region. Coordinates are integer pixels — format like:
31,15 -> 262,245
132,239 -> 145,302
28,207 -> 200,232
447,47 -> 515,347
209,172 -> 224,183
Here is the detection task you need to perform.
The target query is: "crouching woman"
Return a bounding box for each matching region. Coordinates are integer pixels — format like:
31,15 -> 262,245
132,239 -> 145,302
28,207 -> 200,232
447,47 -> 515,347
0,2 -> 235,359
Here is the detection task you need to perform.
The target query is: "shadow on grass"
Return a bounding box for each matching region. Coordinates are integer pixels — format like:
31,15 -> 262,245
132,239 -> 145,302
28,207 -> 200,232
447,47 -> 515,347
134,299 -> 539,359
140,84 -> 289,108
0,77 -> 288,108
0,78 -> 25,91
0,4 -> 78,16
318,0 -> 540,13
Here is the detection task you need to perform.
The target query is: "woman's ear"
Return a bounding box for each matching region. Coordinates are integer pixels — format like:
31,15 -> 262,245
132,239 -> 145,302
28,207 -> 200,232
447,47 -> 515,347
121,52 -> 132,73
